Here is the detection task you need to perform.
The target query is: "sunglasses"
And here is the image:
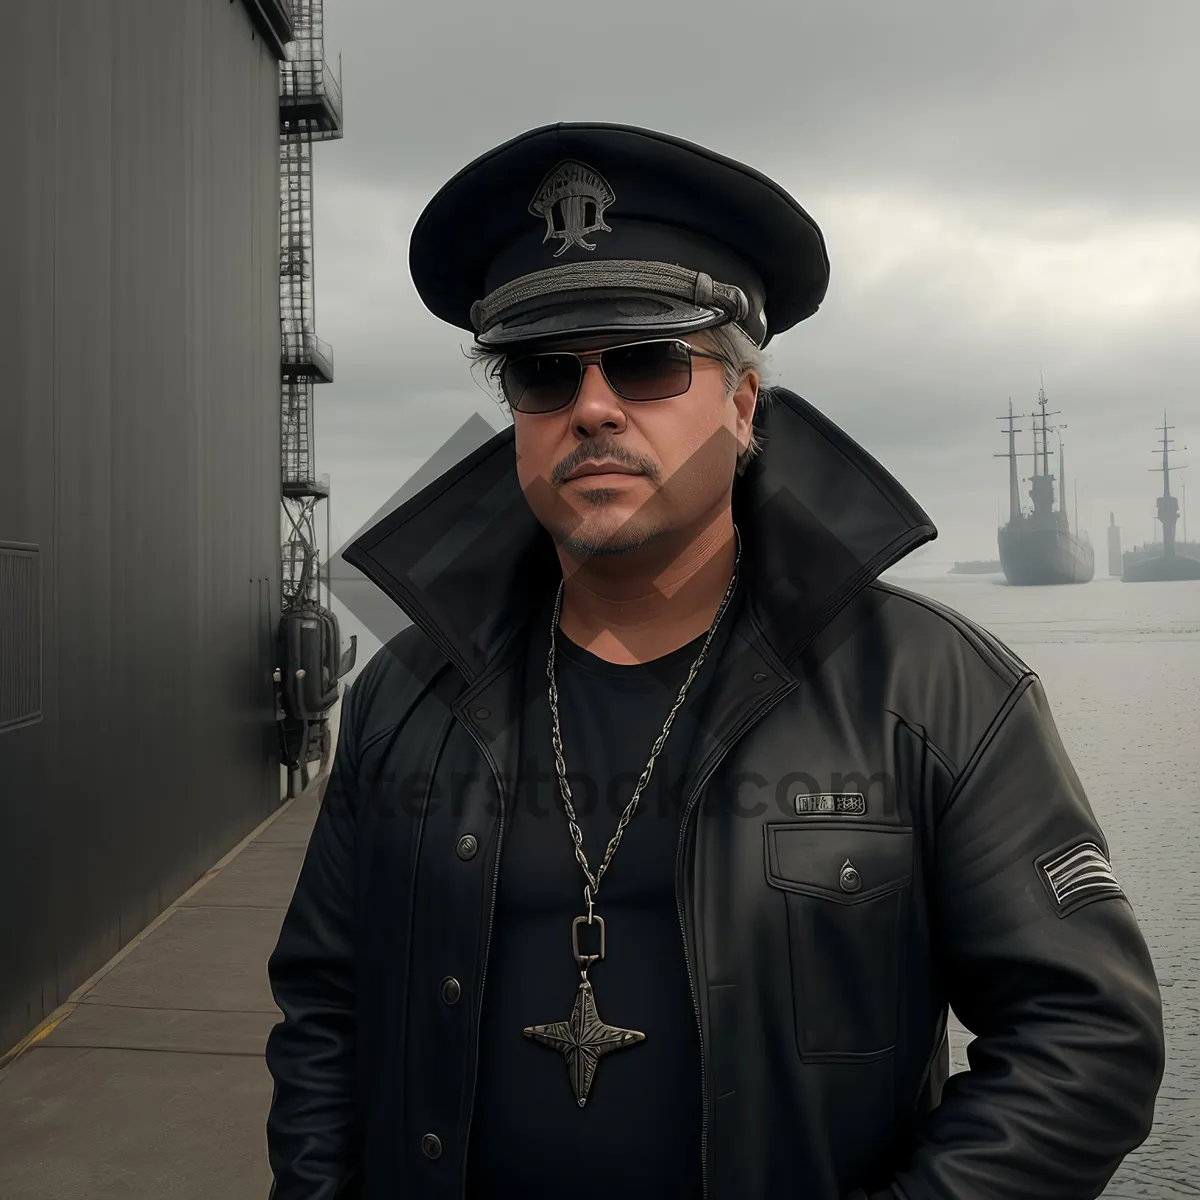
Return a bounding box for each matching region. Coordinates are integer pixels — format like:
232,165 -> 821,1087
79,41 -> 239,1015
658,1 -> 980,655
500,337 -> 725,414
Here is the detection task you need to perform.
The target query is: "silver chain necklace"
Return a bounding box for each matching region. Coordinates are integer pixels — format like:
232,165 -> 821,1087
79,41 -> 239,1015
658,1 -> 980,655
523,528 -> 742,1107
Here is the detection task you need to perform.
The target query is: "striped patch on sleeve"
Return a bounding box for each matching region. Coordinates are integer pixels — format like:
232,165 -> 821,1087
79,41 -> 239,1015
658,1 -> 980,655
1036,839 -> 1124,917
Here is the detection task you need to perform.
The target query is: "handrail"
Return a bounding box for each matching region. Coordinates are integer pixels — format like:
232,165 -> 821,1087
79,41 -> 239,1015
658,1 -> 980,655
281,331 -> 333,372
279,57 -> 343,124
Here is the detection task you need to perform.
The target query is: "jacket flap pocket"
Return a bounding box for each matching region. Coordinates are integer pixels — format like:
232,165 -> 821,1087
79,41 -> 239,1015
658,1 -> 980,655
765,821 -> 913,904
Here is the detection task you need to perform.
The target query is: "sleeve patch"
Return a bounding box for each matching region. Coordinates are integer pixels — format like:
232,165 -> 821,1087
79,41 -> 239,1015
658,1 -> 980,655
1036,840 -> 1124,916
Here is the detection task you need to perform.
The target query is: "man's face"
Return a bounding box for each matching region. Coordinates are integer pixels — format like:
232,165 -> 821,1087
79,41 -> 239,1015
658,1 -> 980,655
512,333 -> 759,559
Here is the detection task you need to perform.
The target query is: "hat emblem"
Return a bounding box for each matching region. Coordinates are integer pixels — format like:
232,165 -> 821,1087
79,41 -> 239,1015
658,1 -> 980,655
528,159 -> 616,257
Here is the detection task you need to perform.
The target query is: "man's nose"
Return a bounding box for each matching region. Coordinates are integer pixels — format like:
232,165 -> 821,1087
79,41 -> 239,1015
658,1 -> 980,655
570,362 -> 626,429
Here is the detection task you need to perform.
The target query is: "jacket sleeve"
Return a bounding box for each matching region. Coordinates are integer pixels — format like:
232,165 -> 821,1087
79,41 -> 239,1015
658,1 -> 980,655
264,677 -> 364,1199
891,674 -> 1165,1200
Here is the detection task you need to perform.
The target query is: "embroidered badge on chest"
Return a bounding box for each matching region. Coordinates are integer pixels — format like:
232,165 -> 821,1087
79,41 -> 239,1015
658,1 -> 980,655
794,791 -> 867,817
528,159 -> 616,257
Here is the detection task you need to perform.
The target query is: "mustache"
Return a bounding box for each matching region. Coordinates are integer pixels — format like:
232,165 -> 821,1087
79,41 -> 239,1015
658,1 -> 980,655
551,440 -> 659,485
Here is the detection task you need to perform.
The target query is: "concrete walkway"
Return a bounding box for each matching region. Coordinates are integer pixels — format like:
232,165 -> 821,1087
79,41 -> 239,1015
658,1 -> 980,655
0,760 -> 974,1199
0,778 -> 325,1200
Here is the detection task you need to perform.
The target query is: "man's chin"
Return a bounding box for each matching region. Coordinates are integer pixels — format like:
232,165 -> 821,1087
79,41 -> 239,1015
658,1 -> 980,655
552,517 -> 671,560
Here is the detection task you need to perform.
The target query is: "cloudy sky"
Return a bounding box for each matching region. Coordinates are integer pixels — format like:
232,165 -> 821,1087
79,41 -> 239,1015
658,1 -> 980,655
310,0 -> 1200,569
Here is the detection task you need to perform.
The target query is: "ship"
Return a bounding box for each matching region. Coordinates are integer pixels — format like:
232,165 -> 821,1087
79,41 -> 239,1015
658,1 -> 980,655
995,388 -> 1095,585
1122,415 -> 1200,582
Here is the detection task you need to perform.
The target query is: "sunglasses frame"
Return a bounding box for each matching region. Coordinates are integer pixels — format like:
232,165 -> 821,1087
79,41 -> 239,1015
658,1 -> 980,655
500,337 -> 726,414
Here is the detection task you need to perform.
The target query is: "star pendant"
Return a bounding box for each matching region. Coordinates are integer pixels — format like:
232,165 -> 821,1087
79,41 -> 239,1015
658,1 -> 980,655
523,978 -> 645,1107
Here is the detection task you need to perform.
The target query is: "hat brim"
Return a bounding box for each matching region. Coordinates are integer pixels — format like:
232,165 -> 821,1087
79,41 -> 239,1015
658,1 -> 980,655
475,292 -> 731,349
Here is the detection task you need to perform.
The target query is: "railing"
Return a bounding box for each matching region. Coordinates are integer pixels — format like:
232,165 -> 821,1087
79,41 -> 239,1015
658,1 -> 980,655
279,57 -> 343,130
320,59 -> 342,119
282,331 -> 332,364
281,331 -> 334,380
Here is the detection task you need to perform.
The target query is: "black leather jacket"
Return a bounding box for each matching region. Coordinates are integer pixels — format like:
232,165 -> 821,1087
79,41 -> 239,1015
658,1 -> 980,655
265,389 -> 1164,1199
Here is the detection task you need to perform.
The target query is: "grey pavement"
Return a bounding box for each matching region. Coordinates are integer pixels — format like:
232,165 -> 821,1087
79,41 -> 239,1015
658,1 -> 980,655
0,779 -> 326,1200
0,764 -> 974,1199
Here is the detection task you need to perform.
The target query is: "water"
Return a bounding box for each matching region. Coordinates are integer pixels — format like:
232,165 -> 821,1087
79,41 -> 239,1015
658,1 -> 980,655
893,570 -> 1200,1199
330,568 -> 1200,1195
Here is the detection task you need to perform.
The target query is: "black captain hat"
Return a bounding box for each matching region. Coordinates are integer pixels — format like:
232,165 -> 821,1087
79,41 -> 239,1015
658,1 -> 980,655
408,122 -> 829,349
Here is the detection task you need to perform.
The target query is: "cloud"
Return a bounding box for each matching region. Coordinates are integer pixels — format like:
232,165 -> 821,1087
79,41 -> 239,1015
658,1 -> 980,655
323,0 -> 1200,215
305,0 -> 1200,567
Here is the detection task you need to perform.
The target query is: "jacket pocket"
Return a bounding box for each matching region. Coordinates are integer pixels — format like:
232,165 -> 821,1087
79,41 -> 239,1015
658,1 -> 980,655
764,821 -> 913,1062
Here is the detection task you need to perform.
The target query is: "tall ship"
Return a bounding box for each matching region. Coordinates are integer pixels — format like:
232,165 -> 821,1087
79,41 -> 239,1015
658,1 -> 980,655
995,388 -> 1095,585
1122,415 -> 1200,582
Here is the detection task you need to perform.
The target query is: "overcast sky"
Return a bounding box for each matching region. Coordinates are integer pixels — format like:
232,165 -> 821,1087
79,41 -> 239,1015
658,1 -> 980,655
310,0 -> 1200,568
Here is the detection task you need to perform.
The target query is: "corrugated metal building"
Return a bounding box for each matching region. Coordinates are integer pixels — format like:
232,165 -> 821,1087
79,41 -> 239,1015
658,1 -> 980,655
0,0 -> 294,1056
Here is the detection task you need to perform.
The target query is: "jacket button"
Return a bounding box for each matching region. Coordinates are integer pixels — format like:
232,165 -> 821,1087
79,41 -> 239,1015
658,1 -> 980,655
441,976 -> 461,1005
474,706 -> 490,720
421,1133 -> 442,1159
753,672 -> 767,682
839,859 -> 862,893
456,834 -> 478,860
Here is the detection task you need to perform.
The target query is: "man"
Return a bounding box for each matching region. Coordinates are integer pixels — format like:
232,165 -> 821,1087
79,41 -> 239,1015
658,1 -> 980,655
264,123 -> 1164,1199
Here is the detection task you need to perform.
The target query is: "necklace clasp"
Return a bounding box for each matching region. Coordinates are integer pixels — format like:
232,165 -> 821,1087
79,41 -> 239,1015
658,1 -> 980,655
571,913 -> 606,968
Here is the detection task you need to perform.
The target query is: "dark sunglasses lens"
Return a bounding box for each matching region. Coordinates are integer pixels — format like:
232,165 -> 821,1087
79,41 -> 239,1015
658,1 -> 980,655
603,340 -> 693,401
502,354 -> 582,413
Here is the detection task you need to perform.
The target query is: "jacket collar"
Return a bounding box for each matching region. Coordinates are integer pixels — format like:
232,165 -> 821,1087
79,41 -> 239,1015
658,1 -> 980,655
341,388 -> 937,682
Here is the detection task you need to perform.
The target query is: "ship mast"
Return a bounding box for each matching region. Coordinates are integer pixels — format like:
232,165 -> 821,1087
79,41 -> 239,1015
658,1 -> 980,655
1034,372 -> 1047,479
1028,384 -> 1063,518
994,399 -> 1028,524
1058,436 -> 1066,517
1151,412 -> 1186,559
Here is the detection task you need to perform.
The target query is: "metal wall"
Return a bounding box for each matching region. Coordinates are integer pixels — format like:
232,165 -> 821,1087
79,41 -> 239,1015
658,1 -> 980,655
0,0 -> 285,1055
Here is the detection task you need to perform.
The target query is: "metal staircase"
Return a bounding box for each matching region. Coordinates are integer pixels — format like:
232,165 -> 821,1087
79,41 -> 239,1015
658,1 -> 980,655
274,0 -> 355,793
278,0 -> 340,607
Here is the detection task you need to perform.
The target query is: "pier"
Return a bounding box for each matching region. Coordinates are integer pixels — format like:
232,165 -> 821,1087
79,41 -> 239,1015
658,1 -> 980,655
0,770 -> 330,1197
